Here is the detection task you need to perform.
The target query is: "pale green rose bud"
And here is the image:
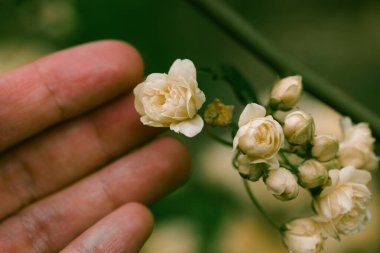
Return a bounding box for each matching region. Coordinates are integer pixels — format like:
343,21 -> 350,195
298,159 -> 328,189
265,168 -> 299,201
321,158 -> 341,171
283,217 -> 326,253
311,135 -> 339,162
284,111 -> 315,145
237,154 -> 263,181
270,75 -> 303,111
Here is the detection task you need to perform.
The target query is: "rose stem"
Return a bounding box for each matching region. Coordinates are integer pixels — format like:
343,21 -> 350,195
242,179 -> 281,231
204,126 -> 233,147
186,0 -> 380,141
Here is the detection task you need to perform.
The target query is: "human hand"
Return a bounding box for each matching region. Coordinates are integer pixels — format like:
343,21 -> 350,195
0,40 -> 190,252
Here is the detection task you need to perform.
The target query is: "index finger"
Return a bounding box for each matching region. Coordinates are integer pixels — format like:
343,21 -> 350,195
0,40 -> 144,151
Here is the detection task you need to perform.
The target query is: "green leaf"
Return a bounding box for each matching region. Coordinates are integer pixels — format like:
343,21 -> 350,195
220,65 -> 260,105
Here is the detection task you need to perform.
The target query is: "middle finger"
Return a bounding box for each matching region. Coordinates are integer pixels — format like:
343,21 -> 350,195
0,137 -> 190,253
0,91 -> 159,220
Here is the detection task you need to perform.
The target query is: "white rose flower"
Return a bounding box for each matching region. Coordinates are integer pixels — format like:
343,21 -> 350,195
134,59 -> 206,137
270,75 -> 303,111
338,117 -> 379,170
265,168 -> 299,201
283,217 -> 326,253
233,103 -> 284,165
284,110 -> 315,145
311,135 -> 339,162
313,166 -> 372,239
298,159 -> 328,189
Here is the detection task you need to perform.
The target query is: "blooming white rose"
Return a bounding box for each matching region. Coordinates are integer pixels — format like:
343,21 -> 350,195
338,117 -> 379,170
283,217 -> 326,253
134,59 -> 206,137
265,168 -> 299,201
311,135 -> 339,162
233,103 -> 284,165
270,75 -> 303,111
283,110 -> 315,145
313,166 -> 372,239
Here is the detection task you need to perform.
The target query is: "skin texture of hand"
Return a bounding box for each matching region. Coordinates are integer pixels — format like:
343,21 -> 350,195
0,40 -> 191,253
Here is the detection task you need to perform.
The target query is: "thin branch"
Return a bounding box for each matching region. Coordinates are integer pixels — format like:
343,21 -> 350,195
204,126 -> 233,147
242,179 -> 281,231
186,0 -> 380,141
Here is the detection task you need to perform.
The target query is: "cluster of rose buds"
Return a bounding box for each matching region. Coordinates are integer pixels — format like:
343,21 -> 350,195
133,59 -> 379,253
232,75 -> 378,253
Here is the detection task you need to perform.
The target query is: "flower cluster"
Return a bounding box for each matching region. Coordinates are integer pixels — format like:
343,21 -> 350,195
133,59 -> 379,253
231,74 -> 377,253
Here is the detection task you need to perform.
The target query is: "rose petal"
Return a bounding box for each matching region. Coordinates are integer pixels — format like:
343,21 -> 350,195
141,115 -> 165,127
195,90 -> 206,110
168,59 -> 196,83
253,156 -> 279,169
318,218 -> 341,240
340,117 -> 353,136
133,82 -> 146,115
340,166 -> 371,185
363,152 -> 379,171
145,73 -> 167,82
169,114 -> 204,137
238,103 -> 266,127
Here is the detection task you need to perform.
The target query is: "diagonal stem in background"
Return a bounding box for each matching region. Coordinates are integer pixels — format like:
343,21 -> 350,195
186,0 -> 380,141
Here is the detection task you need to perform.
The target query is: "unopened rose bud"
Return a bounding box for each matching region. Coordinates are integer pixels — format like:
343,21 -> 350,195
265,168 -> 299,201
283,217 -> 325,253
270,75 -> 303,111
237,154 -> 263,181
321,158 -> 341,171
284,111 -> 315,145
204,99 -> 234,126
311,135 -> 339,162
298,159 -> 328,189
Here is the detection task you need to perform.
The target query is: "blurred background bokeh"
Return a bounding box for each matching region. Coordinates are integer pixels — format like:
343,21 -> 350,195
1,0 -> 379,252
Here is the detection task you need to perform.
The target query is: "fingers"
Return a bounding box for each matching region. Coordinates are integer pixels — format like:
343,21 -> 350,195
0,91 -> 160,219
0,40 -> 143,151
60,203 -> 153,253
0,137 -> 190,253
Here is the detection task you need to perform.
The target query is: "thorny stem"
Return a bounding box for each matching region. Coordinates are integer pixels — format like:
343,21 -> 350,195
186,0 -> 380,141
242,179 -> 281,231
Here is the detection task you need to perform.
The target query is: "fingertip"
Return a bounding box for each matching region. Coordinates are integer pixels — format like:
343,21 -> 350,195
59,202 -> 154,253
95,40 -> 145,85
0,39 -> 146,150
123,202 -> 154,237
76,40 -> 145,87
